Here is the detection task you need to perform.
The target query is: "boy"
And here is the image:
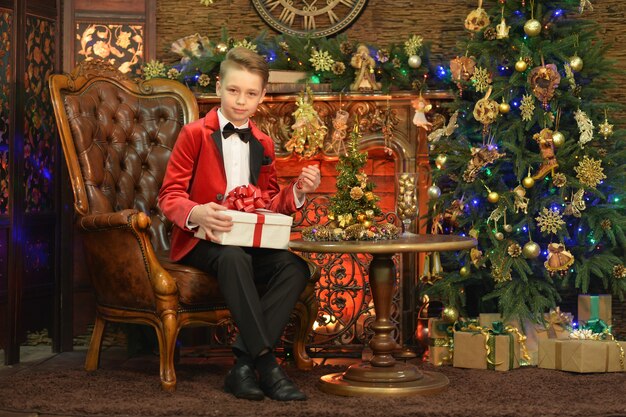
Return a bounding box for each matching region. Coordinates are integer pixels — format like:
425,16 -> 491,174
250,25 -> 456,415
158,47 -> 321,401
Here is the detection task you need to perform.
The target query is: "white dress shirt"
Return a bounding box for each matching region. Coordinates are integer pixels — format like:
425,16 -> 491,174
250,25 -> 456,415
185,109 -> 304,230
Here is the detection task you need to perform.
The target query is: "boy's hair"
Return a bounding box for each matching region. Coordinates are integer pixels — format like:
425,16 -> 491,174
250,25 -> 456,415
219,47 -> 269,88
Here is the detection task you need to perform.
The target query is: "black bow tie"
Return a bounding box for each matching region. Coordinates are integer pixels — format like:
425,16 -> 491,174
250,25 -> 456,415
222,122 -> 252,143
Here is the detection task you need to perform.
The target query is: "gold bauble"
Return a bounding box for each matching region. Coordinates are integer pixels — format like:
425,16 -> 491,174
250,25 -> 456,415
487,191 -> 500,203
215,42 -> 228,54
357,213 -> 367,223
522,176 -> 535,189
495,232 -> 504,241
552,131 -> 565,147
408,55 -> 422,69
363,220 -> 373,228
523,19 -> 542,37
435,154 -> 448,169
427,185 -> 442,199
514,59 -> 528,72
569,55 -> 583,72
503,224 -> 513,233
523,241 -> 541,259
441,306 -> 460,323
460,266 -> 471,277
499,101 -> 510,114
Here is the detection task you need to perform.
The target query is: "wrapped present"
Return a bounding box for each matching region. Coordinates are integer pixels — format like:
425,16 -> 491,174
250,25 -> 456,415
428,318 -> 453,366
538,338 -> 625,373
194,210 -> 293,249
453,321 -> 528,371
543,307 -> 574,339
578,294 -> 612,326
479,313 -> 548,366
194,185 -> 293,249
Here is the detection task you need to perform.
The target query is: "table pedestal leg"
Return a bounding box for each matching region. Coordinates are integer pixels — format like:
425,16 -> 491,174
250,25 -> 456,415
319,253 -> 449,396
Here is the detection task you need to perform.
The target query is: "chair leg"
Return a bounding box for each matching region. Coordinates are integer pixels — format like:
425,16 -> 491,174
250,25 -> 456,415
85,314 -> 106,371
293,282 -> 318,370
158,309 -> 178,392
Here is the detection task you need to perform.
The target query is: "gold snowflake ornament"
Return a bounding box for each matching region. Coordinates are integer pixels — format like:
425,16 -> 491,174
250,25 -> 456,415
471,67 -> 491,93
574,155 -> 606,188
309,49 -> 335,72
535,207 -> 565,234
142,59 -> 166,80
234,39 -> 257,52
599,118 -> 614,139
520,94 -> 535,121
404,35 -> 423,56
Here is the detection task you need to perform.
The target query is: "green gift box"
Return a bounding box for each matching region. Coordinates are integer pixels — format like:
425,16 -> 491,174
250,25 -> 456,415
538,338 -> 625,373
453,323 -> 521,371
428,318 -> 453,366
479,313 -> 547,365
578,294 -> 612,326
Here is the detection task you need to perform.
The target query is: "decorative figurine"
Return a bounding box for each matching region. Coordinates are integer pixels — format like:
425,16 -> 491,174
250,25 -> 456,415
350,44 -> 382,91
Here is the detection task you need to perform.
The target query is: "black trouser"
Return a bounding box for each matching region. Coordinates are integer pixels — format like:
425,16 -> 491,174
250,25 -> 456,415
182,240 -> 310,359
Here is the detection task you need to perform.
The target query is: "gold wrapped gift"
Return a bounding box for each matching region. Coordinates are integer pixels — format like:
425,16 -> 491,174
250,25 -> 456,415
538,338 -> 625,373
428,318 -> 453,366
543,307 -> 574,339
479,313 -> 548,365
453,326 -> 522,371
578,294 -> 612,326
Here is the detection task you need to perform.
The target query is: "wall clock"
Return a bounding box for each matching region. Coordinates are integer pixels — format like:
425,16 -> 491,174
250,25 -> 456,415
251,0 -> 368,38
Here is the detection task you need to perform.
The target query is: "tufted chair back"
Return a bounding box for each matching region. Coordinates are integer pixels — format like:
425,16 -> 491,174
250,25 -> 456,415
56,61 -> 181,252
49,60 -> 318,392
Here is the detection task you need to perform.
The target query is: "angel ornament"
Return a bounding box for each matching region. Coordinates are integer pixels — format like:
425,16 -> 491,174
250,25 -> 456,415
532,128 -> 559,180
428,111 -> 459,143
513,185 -> 530,214
350,44 -> 381,92
285,86 -> 328,157
326,109 -> 350,155
411,94 -> 432,130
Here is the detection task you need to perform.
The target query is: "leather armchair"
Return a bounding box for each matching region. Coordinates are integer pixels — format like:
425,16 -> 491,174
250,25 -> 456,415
49,60 -> 319,391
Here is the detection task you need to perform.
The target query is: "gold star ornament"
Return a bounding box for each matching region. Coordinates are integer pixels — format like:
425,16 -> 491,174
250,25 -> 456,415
598,118 -> 614,139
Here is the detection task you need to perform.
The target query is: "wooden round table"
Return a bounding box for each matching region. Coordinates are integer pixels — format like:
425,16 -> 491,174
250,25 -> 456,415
289,234 -> 476,397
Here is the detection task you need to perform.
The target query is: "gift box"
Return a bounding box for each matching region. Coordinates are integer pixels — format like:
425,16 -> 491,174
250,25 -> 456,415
543,307 -> 574,339
453,324 -> 522,371
578,294 -> 612,326
538,338 -> 625,373
479,313 -> 547,365
428,318 -> 453,366
194,209 -> 293,249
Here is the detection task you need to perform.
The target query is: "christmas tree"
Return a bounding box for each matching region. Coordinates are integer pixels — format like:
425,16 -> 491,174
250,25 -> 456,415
426,0 -> 626,320
302,122 -> 399,241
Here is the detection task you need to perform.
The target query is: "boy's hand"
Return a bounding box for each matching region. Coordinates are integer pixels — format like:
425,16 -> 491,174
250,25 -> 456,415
189,202 -> 233,242
295,164 -> 321,199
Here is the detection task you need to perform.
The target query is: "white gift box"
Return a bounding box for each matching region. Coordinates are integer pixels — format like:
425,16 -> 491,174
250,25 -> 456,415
194,209 -> 293,250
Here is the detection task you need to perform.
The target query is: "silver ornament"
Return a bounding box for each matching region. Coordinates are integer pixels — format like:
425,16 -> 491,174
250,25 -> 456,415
408,55 -> 422,69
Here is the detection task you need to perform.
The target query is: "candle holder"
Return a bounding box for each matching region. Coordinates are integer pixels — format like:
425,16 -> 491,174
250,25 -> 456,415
396,172 -> 419,236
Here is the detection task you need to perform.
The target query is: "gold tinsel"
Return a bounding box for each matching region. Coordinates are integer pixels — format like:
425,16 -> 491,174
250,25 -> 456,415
552,172 -> 567,188
574,155 -> 606,188
507,243 -> 522,257
344,223 -> 367,240
535,207 -> 565,234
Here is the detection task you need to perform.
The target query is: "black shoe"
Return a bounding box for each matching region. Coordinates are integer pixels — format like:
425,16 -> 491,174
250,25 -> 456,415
259,366 -> 307,401
224,363 -> 265,401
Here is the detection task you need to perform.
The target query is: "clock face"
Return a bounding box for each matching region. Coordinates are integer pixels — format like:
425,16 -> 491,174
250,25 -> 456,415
251,0 -> 368,38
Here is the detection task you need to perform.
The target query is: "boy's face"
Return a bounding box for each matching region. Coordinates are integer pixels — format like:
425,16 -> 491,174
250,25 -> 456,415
216,67 -> 266,127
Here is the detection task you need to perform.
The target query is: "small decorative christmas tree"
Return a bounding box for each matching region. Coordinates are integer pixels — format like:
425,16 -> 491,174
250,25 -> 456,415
328,122 -> 381,226
302,121 -> 399,241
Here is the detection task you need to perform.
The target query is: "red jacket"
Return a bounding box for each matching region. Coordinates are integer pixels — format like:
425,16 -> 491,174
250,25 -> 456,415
159,107 -> 297,261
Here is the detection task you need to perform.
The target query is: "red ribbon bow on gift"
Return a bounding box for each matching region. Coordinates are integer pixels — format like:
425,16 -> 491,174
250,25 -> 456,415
225,185 -> 269,212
